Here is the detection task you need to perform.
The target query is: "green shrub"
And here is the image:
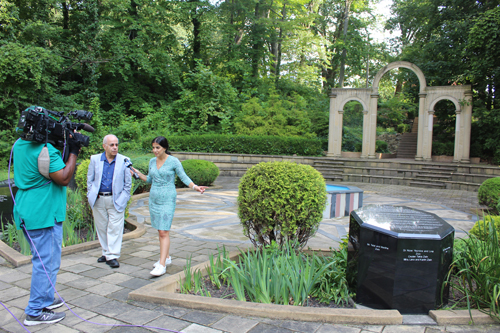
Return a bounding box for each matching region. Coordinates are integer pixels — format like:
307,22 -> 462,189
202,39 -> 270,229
469,140 -> 483,158
397,123 -> 410,133
453,238 -> 468,260
478,177 -> 500,210
470,215 -> 500,242
432,141 -> 454,156
75,159 -> 96,223
493,147 -> 500,166
146,134 -> 324,156
64,188 -> 96,246
375,140 -> 389,153
342,126 -> 362,152
445,220 -> 500,321
75,159 -> 91,194
311,243 -> 351,305
175,159 -> 220,188
238,161 -> 326,248
376,126 -> 396,136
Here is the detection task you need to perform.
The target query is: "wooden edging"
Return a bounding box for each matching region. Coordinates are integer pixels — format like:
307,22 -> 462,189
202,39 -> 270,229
0,217 -> 145,267
129,250 -> 403,325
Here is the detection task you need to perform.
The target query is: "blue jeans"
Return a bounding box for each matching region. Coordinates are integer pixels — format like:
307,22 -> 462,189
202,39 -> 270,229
22,222 -> 62,316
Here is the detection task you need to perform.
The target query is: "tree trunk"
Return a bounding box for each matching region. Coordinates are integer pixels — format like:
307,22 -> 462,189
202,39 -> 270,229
338,0 -> 352,88
191,1 -> 201,69
395,77 -> 403,94
129,0 -> 138,41
276,26 -> 283,83
62,2 -> 69,30
251,1 -> 264,79
270,3 -> 286,79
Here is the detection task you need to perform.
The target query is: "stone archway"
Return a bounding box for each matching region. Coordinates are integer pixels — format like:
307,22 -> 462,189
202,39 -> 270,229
425,86 -> 473,163
327,89 -> 371,158
327,61 -> 473,163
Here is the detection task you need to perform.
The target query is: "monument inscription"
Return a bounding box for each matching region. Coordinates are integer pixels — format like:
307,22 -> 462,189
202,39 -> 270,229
347,205 -> 454,314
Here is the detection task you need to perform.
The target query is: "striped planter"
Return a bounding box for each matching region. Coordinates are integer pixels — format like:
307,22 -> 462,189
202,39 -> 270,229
323,185 -> 364,219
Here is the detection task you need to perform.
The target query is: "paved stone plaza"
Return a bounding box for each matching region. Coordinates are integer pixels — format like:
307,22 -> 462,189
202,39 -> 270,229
0,177 -> 498,333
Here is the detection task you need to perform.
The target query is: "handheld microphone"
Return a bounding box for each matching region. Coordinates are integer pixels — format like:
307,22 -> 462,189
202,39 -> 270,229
124,158 -> 139,179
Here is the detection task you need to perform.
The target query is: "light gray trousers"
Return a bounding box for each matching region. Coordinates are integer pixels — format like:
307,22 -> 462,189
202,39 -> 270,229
92,196 -> 124,260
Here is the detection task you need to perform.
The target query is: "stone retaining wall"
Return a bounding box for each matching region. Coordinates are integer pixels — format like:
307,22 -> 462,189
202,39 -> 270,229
172,151 -> 500,191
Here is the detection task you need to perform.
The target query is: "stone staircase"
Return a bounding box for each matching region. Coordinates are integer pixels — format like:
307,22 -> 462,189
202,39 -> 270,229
396,118 -> 418,159
409,165 -> 457,189
312,160 -> 344,181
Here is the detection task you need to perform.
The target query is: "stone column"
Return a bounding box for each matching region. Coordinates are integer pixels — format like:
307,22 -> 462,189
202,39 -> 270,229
368,94 -> 379,159
453,109 -> 462,163
423,110 -> 434,161
415,93 -> 427,161
327,92 -> 339,157
460,91 -> 473,163
361,109 -> 369,158
336,110 -> 344,157
326,92 -> 337,157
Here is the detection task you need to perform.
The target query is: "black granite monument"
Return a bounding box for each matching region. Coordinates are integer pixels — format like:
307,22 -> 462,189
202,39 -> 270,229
347,205 -> 454,314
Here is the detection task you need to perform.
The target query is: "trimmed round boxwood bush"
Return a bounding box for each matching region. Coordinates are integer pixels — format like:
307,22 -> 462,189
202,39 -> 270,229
470,215 -> 500,242
175,159 -> 220,187
237,161 -> 326,249
478,177 -> 500,210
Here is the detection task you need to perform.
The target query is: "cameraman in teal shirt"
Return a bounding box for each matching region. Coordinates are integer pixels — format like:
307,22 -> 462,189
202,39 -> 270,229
13,137 -> 81,326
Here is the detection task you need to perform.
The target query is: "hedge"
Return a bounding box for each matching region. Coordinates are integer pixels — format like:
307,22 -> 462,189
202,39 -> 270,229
140,134 -> 324,156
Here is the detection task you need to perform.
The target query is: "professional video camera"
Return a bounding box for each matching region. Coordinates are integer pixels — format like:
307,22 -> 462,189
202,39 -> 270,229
16,105 -> 94,149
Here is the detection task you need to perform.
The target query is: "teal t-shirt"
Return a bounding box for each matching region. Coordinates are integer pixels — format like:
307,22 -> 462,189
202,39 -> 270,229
13,140 -> 67,230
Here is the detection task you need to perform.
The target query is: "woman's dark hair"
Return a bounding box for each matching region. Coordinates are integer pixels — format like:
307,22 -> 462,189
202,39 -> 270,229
152,136 -> 171,155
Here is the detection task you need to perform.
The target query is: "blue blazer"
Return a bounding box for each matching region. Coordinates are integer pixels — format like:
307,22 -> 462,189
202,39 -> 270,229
87,153 -> 132,213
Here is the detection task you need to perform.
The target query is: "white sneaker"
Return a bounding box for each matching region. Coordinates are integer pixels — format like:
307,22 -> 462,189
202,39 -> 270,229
153,256 -> 171,268
150,264 -> 167,276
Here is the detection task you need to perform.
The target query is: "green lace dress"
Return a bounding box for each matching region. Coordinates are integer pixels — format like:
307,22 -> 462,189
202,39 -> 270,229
146,156 -> 193,230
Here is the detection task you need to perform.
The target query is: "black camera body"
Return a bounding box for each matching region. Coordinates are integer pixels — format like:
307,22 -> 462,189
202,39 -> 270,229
16,106 -> 94,149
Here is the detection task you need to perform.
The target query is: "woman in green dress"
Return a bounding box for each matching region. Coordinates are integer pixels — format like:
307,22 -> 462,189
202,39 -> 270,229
131,137 -> 206,276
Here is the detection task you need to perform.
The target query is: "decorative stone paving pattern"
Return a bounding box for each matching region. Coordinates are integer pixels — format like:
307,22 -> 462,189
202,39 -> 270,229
0,176 -> 494,333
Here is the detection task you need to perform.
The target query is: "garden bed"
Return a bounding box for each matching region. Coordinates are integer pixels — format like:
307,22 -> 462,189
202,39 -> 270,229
129,249 -> 500,326
5,226 -> 104,253
181,275 -> 353,309
0,213 -> 145,267
129,249 -> 403,325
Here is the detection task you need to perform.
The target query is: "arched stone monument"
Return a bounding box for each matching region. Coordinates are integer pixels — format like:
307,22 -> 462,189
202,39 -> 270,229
327,61 -> 473,163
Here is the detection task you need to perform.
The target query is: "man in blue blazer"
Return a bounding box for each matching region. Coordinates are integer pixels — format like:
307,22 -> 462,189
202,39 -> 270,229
87,134 -> 132,268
